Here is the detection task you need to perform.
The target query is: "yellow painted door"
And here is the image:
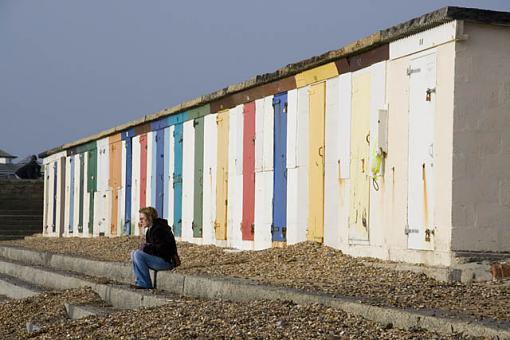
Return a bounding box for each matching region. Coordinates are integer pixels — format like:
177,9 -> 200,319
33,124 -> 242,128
308,82 -> 325,242
349,72 -> 371,243
215,110 -> 229,240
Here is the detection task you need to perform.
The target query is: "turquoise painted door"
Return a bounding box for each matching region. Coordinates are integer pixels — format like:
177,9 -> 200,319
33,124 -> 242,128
173,123 -> 184,236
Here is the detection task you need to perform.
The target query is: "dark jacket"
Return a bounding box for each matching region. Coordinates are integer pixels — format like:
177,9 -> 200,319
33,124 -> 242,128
142,218 -> 178,264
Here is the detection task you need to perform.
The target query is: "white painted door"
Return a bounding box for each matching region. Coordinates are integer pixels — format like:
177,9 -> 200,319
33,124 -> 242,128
324,77 -> 341,248
167,126 -> 175,234
64,157 -> 71,236
254,96 -> 274,250
119,141 -> 126,233
227,104 -> 244,248
407,53 -> 436,251
96,138 -> 110,235
73,155 -> 81,234
182,120 -> 195,241
203,113 -> 217,245
286,86 -> 310,245
131,136 -> 141,236
146,131 -> 154,208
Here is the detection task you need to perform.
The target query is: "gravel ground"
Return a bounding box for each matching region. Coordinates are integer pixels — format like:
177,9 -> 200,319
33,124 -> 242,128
0,287 -> 105,339
30,294 -> 468,340
2,237 -> 509,323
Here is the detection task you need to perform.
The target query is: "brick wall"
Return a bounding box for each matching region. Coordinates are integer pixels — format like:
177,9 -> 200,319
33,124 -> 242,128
0,179 -> 43,240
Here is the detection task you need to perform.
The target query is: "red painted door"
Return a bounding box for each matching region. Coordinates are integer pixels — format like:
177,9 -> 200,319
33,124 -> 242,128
140,134 -> 148,209
242,102 -> 256,240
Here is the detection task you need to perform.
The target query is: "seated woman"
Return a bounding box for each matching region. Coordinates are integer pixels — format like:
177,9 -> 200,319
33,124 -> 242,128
130,207 -> 180,289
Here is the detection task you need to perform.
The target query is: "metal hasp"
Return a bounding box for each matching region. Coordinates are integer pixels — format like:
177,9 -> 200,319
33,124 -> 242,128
272,93 -> 288,242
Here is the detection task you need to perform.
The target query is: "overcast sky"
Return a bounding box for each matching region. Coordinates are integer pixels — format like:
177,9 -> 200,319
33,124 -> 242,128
1,0 -> 509,159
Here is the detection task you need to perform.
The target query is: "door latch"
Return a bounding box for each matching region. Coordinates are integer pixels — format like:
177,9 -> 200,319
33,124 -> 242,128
425,228 -> 435,242
426,87 -> 436,101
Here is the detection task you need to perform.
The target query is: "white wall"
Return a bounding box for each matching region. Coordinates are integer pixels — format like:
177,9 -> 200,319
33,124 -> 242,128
452,22 -> 510,253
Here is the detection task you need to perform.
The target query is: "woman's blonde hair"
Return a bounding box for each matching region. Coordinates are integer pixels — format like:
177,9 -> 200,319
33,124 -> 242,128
139,207 -> 158,226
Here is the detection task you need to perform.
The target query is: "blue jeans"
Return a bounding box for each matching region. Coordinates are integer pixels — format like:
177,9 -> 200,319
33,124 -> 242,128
131,250 -> 173,288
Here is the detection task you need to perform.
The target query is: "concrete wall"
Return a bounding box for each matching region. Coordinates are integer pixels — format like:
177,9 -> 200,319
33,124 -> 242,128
452,23 -> 510,253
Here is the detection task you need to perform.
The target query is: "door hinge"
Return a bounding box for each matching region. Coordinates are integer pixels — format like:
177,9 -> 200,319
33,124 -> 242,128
406,66 -> 421,76
404,226 -> 419,235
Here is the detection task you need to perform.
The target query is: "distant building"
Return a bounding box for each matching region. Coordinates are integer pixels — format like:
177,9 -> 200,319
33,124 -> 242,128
0,149 -> 18,178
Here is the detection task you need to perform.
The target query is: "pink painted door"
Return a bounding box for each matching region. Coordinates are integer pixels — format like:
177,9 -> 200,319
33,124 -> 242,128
242,102 -> 256,240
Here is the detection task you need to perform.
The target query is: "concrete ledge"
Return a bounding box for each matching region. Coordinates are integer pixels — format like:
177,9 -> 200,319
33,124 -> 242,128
0,257 -> 173,310
64,303 -> 116,320
0,272 -> 42,299
363,261 -> 463,282
0,246 -> 133,283
0,246 -> 509,338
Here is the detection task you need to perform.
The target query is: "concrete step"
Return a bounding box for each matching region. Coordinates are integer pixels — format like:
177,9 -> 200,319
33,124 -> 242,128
0,272 -> 43,299
0,255 -> 175,310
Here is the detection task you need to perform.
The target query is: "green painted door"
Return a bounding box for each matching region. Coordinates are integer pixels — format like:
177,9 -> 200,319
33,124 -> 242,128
78,153 -> 85,233
193,117 -> 205,238
87,147 -> 98,234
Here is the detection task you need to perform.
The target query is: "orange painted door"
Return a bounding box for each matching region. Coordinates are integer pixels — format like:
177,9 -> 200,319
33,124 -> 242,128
215,110 -> 229,240
241,102 -> 256,240
109,134 -> 122,235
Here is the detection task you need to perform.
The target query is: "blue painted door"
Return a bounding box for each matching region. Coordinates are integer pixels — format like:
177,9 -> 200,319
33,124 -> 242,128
69,157 -> 75,233
155,129 -> 165,215
52,161 -> 57,233
122,128 -> 135,235
173,123 -> 184,236
272,93 -> 288,242
151,132 -> 158,206
163,127 -> 170,219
